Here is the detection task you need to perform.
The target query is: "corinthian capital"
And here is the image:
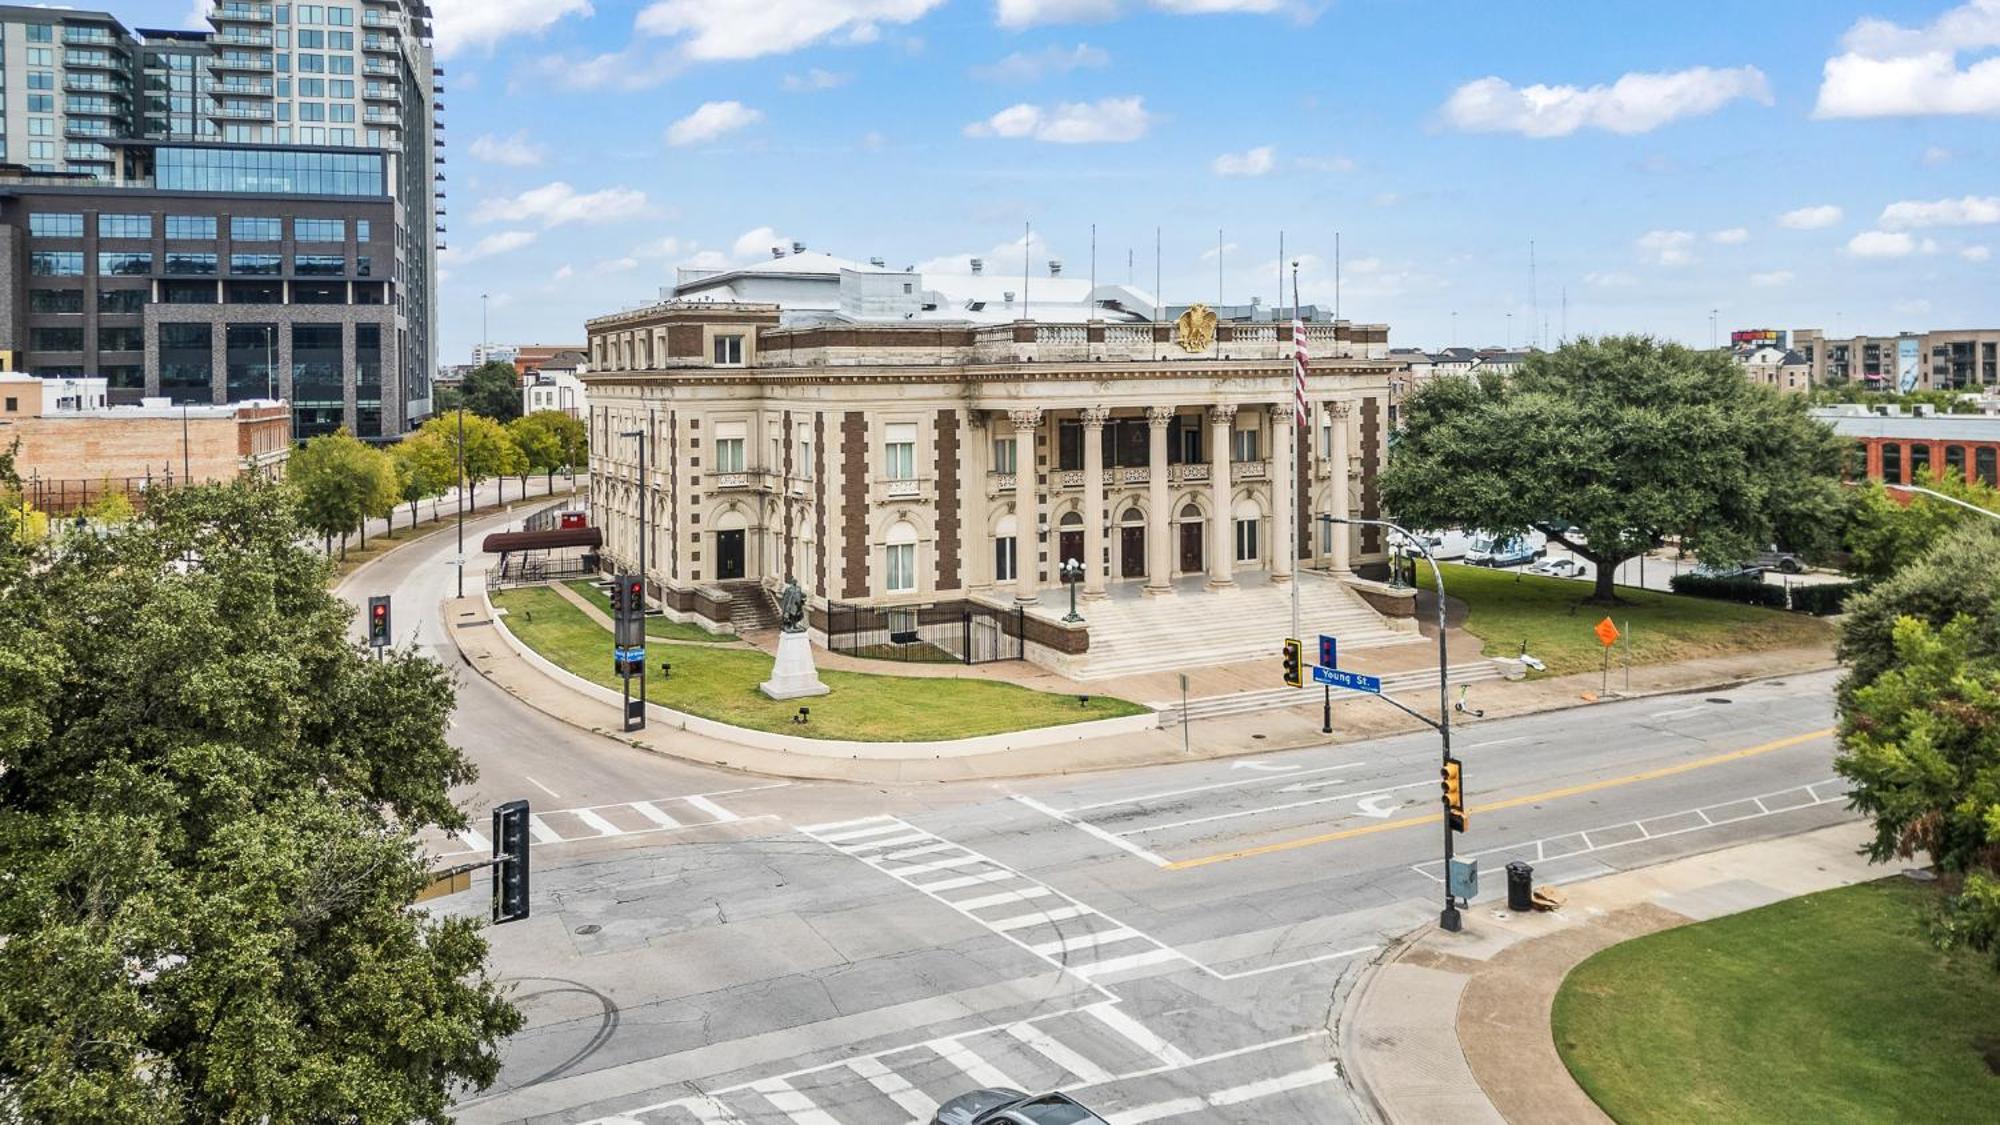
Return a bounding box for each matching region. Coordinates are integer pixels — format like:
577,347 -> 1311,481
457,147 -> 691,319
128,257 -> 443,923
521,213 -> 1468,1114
1007,408 -> 1044,430
1208,404 -> 1238,425
1146,406 -> 1177,429
1080,406 -> 1113,428
1327,400 -> 1354,420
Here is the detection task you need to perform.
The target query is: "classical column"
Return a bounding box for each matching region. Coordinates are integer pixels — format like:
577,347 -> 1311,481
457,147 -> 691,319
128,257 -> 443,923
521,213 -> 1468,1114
1329,401 -> 1354,575
966,410 -> 990,589
1009,408 -> 1043,603
1081,406 -> 1110,599
1207,404 -> 1236,589
1267,404 -> 1293,584
1145,406 -> 1174,595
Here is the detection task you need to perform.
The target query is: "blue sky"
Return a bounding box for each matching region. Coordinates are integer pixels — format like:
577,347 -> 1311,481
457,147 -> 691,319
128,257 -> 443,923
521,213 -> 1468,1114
137,2 -> 2000,360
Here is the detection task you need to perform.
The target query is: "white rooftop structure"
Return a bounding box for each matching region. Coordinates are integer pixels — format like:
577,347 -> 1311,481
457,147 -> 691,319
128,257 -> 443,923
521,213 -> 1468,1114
668,246 -> 1160,327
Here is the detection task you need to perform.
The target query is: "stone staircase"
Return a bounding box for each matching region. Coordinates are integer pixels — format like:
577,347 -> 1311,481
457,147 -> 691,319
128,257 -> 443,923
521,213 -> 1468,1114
718,580 -> 779,634
1061,572 -> 1412,681
1154,661 -> 1505,724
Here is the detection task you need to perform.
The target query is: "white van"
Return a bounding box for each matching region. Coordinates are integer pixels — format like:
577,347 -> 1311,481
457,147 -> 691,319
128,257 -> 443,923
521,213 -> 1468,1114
1403,529 -> 1470,560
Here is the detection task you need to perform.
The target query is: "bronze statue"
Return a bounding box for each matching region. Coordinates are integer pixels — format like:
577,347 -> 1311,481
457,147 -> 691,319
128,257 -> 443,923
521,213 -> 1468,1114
778,575 -> 806,633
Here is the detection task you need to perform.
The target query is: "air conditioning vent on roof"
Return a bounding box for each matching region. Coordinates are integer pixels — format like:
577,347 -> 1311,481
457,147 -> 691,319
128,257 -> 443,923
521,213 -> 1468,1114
1049,259 -> 1062,276
791,241 -> 805,254
964,300 -> 985,312
771,246 -> 785,258
869,257 -> 885,267
970,258 -> 983,275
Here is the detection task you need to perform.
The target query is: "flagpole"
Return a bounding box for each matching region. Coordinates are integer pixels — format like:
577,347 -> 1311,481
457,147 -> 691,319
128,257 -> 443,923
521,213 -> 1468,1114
1290,258 -> 1303,647
1154,225 -> 1162,362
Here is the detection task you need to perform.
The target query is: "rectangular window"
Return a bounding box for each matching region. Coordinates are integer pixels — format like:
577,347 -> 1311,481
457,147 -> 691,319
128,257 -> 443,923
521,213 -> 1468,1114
992,436 -> 1017,474
98,213 -> 153,239
1235,518 -> 1260,563
886,543 -> 916,593
713,421 -> 746,472
294,253 -> 344,275
98,253 -> 153,276
797,422 -> 813,480
164,252 -> 219,275
1058,420 -> 1081,471
355,219 -> 371,241
712,334 -> 743,365
29,212 -> 83,237
30,327 -> 83,351
995,537 -> 1017,582
355,256 -> 372,277
1979,447 -> 1997,487
884,422 -> 917,480
98,326 -> 144,352
230,216 -> 282,241
1232,427 -> 1259,463
231,253 -> 282,275
1911,444 -> 1932,481
159,323 -> 213,404
166,215 -> 218,239
1881,443 -> 1902,485
295,218 -> 345,241
31,289 -> 83,313
98,288 -> 147,314
30,251 -> 83,276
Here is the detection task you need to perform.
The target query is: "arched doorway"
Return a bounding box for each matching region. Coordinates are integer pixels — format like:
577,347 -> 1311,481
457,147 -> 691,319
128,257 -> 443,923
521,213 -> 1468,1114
714,508 -> 748,581
1119,508 -> 1146,578
1058,511 -> 1085,573
1178,502 -> 1204,575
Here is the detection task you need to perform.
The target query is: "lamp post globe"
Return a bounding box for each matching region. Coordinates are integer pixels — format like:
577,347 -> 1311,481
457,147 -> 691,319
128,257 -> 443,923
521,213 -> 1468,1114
1060,557 -> 1085,623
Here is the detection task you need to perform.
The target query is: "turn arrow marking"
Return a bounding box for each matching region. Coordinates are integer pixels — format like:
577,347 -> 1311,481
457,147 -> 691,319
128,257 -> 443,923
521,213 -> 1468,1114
1230,761 -> 1299,773
1355,795 -> 1401,819
1276,778 -> 1348,794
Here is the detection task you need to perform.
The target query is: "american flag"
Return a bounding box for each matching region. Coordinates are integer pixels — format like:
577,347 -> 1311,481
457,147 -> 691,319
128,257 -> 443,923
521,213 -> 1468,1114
1292,317 -> 1310,428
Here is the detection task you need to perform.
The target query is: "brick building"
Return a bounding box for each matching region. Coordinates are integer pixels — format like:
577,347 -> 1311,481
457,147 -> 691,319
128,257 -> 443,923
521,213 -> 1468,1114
1813,404 -> 2000,487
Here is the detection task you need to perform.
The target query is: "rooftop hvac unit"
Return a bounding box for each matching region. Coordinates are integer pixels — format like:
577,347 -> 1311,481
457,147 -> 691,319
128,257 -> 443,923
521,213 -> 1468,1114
869,257 -> 885,267
969,258 -> 983,275
1048,259 -> 1062,276
791,240 -> 805,254
771,245 -> 785,258
1003,291 -> 1015,304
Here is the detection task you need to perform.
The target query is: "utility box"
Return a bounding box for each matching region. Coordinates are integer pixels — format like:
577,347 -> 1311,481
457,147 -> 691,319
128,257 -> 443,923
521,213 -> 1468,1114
1447,857 -> 1479,902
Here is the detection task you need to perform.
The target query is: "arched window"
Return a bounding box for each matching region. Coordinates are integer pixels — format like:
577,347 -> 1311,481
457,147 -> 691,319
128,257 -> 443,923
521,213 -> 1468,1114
1059,511 -> 1083,528
1978,447 -> 1997,487
1179,503 -> 1202,521
1121,508 -> 1144,524
885,520 -> 918,593
1881,442 -> 1902,484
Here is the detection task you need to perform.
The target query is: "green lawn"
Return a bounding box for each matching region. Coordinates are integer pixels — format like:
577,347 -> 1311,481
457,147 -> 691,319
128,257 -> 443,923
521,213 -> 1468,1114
1553,879 -> 2000,1124
491,585 -> 1147,741
561,580 -> 728,642
1441,563 -> 1833,677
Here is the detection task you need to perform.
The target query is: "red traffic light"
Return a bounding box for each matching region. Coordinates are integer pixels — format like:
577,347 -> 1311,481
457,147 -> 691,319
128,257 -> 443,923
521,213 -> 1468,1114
372,605 -> 387,620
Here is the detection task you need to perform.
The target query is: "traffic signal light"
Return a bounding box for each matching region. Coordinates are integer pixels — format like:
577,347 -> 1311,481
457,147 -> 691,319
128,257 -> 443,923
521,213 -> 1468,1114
1441,756 -> 1466,833
608,580 -> 625,616
1282,638 -> 1303,688
367,595 -> 391,648
1319,634 -> 1336,668
492,799 -> 532,924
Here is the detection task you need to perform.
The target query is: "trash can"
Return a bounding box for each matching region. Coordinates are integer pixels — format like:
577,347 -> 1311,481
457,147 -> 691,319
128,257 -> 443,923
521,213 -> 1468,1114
1506,860 -> 1535,912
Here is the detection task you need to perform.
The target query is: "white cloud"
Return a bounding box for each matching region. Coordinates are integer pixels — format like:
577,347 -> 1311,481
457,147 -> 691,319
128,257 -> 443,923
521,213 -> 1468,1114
440,230 -> 537,264
593,257 -> 641,275
1878,195 -> 2000,228
1963,245 -> 1993,261
532,46 -> 683,91
1211,145 -> 1276,176
914,230 -> 1055,277
1814,1 -> 2000,118
1584,271 -> 1638,288
783,68 -> 851,91
1924,145 -> 1956,165
1441,65 -> 1772,137
1635,229 -> 1697,266
995,0 -> 1289,26
468,131 -> 546,167
964,96 -> 1153,142
970,43 -> 1110,82
732,226 -> 793,260
666,101 -> 765,146
637,0 -> 945,61
471,182 -> 652,228
634,236 -> 690,259
1778,204 -> 1844,229
1710,227 -> 1750,244
681,249 -> 733,270
429,0 -> 594,60
1846,230 -> 1919,257
1750,269 -> 1794,287
552,264 -> 575,281
1199,241 -> 1239,262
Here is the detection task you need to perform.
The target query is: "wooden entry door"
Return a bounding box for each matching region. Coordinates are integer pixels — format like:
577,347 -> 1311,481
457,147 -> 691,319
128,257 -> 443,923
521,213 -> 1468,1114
1058,530 -> 1085,571
1120,525 -> 1146,578
1179,522 -> 1203,575
717,529 -> 746,580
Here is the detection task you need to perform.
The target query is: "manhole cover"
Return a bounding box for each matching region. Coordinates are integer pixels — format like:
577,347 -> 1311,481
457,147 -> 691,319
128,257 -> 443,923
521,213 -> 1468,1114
574,924 -> 601,936
1705,697 -> 1732,704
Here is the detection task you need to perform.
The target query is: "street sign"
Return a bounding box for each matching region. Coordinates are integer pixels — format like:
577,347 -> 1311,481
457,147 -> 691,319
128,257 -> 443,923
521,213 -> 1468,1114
1594,616 -> 1621,647
1318,634 -> 1337,668
615,646 -> 646,663
1312,666 -> 1382,694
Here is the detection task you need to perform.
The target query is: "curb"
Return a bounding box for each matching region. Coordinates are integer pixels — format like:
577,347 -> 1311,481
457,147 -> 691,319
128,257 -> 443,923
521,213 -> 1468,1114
1331,925 -> 1428,1125
338,485 -> 563,588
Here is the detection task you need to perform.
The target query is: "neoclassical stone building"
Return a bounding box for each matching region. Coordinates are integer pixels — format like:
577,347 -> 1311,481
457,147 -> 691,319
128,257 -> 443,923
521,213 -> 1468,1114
582,301 -> 1406,675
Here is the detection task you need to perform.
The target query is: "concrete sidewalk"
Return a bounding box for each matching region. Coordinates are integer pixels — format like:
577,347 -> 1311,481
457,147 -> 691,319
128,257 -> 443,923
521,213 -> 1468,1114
1340,821 -> 1881,1124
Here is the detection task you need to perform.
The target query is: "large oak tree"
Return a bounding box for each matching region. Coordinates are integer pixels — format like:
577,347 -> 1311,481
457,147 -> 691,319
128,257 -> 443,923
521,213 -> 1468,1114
0,476 -> 520,1122
1380,336 -> 1847,603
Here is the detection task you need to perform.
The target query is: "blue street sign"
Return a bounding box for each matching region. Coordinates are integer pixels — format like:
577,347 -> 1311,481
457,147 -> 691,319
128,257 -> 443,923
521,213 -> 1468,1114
616,646 -> 647,663
1318,634 -> 1337,669
1312,665 -> 1381,694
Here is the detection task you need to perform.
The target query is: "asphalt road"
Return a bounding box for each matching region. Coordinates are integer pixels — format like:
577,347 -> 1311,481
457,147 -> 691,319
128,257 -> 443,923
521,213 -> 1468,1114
339,517 -> 1854,1125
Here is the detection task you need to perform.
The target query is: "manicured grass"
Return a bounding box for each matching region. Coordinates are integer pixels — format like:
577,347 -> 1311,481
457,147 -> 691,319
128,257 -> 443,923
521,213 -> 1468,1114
561,580 -> 727,643
491,586 -> 1147,741
1553,879 -> 2000,1125
1440,563 -> 1833,677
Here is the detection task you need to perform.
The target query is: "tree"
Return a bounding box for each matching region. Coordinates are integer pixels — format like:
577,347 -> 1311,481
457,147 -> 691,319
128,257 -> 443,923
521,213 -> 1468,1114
85,481 -> 135,526
1842,473 -> 2000,581
287,429 -> 378,557
508,410 -> 587,490
357,442 -> 401,549
416,413 -> 523,512
391,430 -> 455,529
457,361 -> 522,423
1380,336 -> 1848,604
0,479 -> 520,1120
1838,520 -> 2000,697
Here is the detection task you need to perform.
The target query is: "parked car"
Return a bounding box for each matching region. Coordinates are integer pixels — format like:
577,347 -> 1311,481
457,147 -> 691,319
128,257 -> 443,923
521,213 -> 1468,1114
933,1090 -> 1108,1125
1692,562 -> 1763,580
1467,534 -> 1545,568
1753,547 -> 1806,574
1530,557 -> 1587,578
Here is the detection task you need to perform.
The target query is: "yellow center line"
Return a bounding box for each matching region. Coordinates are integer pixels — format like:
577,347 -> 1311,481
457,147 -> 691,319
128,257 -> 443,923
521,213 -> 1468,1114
1161,727 -> 1835,871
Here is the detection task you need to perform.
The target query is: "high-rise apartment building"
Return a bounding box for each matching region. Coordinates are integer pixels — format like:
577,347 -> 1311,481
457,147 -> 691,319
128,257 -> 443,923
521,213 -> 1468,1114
0,2 -> 441,439
1793,327 -> 2000,392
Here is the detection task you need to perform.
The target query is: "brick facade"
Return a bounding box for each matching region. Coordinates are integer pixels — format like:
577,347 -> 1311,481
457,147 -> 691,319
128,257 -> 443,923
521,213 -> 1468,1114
934,407 -> 962,592
840,411 -> 867,598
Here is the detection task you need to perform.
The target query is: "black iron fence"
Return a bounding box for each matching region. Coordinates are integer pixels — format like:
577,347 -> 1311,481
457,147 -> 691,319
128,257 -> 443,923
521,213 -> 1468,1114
826,600 -> 1025,664
522,499 -> 589,532
19,473 -> 165,515
487,550 -> 600,590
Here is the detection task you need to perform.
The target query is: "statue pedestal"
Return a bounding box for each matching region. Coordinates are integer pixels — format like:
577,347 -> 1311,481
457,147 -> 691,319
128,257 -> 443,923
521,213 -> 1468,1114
759,630 -> 830,701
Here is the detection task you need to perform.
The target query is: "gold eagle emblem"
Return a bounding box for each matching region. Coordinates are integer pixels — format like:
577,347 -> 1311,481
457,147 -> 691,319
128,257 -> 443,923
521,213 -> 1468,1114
1173,303 -> 1218,354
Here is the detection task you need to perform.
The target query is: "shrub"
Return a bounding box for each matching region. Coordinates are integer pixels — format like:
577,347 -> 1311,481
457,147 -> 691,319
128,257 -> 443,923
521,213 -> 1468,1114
1787,581 -> 1865,617
1669,573 -> 1788,608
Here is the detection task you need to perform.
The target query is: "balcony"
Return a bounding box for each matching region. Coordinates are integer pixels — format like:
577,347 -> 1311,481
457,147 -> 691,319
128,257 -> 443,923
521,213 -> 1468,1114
63,51 -> 124,71
363,36 -> 396,53
362,12 -> 402,31
710,469 -> 775,493
363,85 -> 401,103
986,471 -> 1016,495
364,108 -> 401,125
63,29 -> 118,46
212,31 -> 274,48
64,75 -> 125,93
210,104 -> 276,120
211,78 -> 274,97
883,476 -> 924,500
212,3 -> 274,21
363,58 -> 398,77
210,54 -> 275,72
63,124 -> 120,139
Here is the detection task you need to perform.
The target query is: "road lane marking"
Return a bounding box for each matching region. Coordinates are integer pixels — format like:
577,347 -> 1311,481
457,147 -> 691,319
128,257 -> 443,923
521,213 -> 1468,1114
801,816 -> 895,837
629,801 -> 679,828
454,828 -> 489,853
1012,794 -> 1172,868
429,787 -> 781,857
1125,779 -> 1436,837
1111,1062 -> 1346,1123
915,869 -> 1019,893
1071,948 -> 1186,980
676,1098 -> 745,1124
844,1055 -> 936,1119
573,809 -> 624,837
1087,1003 -> 1195,1067
845,831 -> 930,853
991,904 -> 1096,931
747,1078 -> 839,1125
1163,727 -> 1835,871
684,795 -> 741,823
1058,762 -> 1360,814
929,1037 -> 1020,1091
883,841 -> 958,861
521,774 -> 561,799
1031,927 -> 1142,957
526,815 -> 561,845
1007,1023 -> 1115,1085
1463,735 -> 1528,750
1209,944 -> 1382,982
890,853 -> 990,876
954,886 -> 1058,912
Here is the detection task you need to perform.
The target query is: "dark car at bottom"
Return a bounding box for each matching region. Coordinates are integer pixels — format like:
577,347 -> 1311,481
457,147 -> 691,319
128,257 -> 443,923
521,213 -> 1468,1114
932,1089 -> 1108,1125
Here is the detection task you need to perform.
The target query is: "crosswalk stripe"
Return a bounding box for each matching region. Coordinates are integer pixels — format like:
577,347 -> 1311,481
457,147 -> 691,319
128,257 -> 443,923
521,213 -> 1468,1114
845,832 -> 931,853
747,1078 -> 839,1125
1005,1023 -> 1115,1085
882,841 -> 958,861
882,853 -> 986,876
845,1055 -> 938,1119
455,828 -> 490,854
990,904 -> 1096,932
808,818 -> 898,840
575,809 -> 625,837
1031,927 -> 1141,957
953,886 -> 1058,912
527,815 -> 561,845
1072,948 -> 1187,982
928,1037 -> 1020,1091
914,869 -> 1018,894
676,1096 -> 748,1124
684,795 -> 741,823
1086,1003 -> 1195,1066
630,801 -> 680,828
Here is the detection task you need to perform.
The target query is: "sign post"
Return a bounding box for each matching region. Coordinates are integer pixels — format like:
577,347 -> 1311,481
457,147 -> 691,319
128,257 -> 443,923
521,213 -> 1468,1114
1594,616 -> 1621,695
1317,635 -> 1338,735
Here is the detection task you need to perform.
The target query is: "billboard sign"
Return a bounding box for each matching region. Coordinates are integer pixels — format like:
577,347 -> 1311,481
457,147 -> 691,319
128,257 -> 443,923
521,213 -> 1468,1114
1731,329 -> 1785,351
1897,337 -> 1920,393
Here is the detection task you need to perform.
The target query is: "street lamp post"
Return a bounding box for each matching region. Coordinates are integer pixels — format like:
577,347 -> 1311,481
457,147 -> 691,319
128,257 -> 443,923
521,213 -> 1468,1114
1885,483 -> 2000,521
620,425 -> 650,729
1060,557 -> 1085,623
454,401 -> 465,598
1322,513 -> 1464,932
